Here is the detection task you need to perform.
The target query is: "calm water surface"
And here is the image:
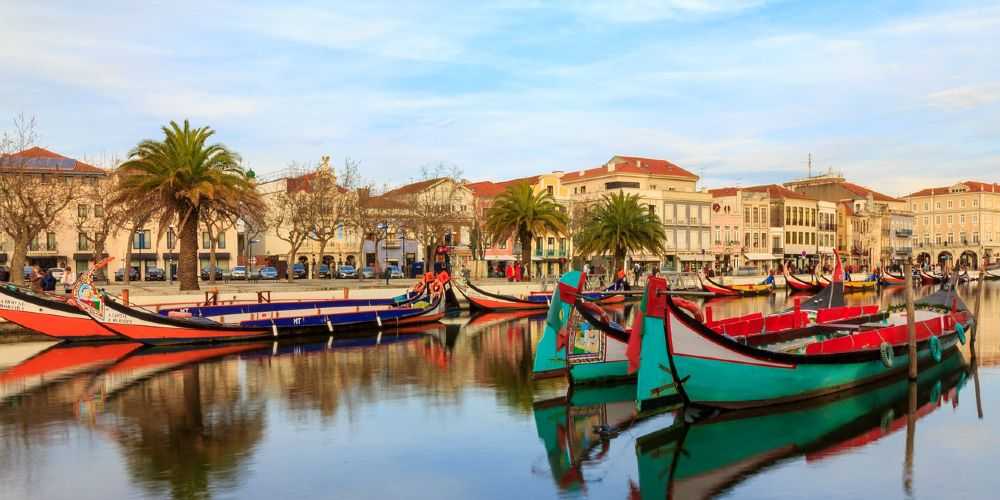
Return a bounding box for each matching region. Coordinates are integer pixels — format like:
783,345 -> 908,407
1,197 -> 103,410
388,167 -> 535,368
2,284 -> 1000,499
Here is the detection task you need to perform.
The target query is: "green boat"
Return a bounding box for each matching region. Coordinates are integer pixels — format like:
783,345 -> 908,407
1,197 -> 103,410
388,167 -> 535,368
533,383 -> 680,493
640,276 -> 973,409
635,352 -> 969,500
533,272 -> 676,392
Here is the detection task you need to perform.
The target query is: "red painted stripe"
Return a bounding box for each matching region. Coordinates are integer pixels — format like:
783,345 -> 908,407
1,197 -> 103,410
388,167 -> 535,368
0,309 -> 117,338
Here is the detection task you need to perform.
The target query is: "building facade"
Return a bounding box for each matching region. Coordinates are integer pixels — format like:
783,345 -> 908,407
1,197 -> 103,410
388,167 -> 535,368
562,155 -> 712,272
905,181 -> 1000,270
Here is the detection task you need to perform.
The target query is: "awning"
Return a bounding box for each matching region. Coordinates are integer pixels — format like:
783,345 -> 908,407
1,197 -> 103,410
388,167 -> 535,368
744,253 -> 777,261
129,252 -> 158,261
73,252 -> 108,260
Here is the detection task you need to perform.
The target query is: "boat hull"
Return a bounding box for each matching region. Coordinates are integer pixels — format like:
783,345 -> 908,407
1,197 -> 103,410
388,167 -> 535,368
0,286 -> 118,341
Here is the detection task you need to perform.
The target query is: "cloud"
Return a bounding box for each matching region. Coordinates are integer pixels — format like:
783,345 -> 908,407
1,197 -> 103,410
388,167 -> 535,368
926,84 -> 1000,111
557,0 -> 769,23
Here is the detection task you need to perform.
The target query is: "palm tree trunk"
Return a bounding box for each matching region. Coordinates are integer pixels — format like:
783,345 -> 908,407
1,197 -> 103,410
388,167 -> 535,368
179,206 -> 200,291
520,232 -> 531,281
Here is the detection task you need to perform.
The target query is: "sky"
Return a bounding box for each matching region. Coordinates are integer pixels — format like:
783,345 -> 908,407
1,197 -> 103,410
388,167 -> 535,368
2,0 -> 999,196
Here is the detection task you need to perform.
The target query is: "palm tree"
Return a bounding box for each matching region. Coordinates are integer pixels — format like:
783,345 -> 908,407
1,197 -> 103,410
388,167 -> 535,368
113,120 -> 262,291
484,183 -> 568,280
574,191 -> 666,274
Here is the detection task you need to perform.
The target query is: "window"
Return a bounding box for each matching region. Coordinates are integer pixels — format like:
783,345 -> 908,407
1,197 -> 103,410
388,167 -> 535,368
935,234 -> 942,244
546,186 -> 553,195
973,200 -> 978,207
948,200 -> 953,208
935,215 -> 941,224
29,235 -> 40,251
923,216 -> 929,226
203,231 -> 212,249
498,239 -> 506,249
746,232 -> 752,247
46,232 -> 56,251
752,207 -> 759,224
924,202 -> 929,211
580,186 -> 586,194
936,202 -> 941,209
217,231 -> 226,249
715,227 -> 721,244
647,204 -> 655,215
785,206 -> 791,225
604,181 -> 639,190
77,204 -> 88,218
973,232 -> 979,243
960,215 -> 965,224
94,205 -> 104,218
78,232 -> 90,251
134,230 -> 151,250
753,232 -> 760,249
973,215 -> 978,224
960,232 -> 966,244
547,237 -> 555,247
746,207 -> 751,224
664,203 -> 674,223
167,228 -> 176,249
947,233 -> 954,244
960,200 -> 966,208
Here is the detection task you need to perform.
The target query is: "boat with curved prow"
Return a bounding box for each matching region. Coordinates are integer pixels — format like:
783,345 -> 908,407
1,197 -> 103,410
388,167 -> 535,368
698,273 -> 773,297
644,278 -> 972,409
0,284 -> 119,341
879,270 -> 907,286
783,264 -> 822,292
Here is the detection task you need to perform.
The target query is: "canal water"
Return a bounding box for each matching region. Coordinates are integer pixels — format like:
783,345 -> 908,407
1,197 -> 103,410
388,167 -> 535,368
2,283 -> 999,499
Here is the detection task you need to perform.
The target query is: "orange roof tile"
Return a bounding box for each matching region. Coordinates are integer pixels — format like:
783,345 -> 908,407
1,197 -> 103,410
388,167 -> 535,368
838,181 -> 901,202
744,184 -> 815,200
1,146 -> 106,174
562,155 -> 697,182
467,175 -> 540,198
906,181 -> 1000,197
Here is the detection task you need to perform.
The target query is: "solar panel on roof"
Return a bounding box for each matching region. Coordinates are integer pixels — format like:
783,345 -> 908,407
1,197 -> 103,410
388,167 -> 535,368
0,157 -> 76,170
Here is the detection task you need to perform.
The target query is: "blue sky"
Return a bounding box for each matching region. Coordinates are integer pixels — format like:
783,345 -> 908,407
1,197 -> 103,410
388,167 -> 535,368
2,0 -> 999,195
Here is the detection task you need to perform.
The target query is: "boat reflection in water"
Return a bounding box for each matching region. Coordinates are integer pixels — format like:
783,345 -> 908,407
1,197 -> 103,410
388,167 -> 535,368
634,351 -> 969,500
533,383 -> 680,493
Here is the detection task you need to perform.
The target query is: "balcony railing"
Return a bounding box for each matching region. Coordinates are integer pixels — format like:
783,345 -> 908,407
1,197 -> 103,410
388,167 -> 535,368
546,249 -> 555,257
771,247 -> 783,255
895,229 -> 913,237
895,247 -> 913,255
534,248 -> 543,257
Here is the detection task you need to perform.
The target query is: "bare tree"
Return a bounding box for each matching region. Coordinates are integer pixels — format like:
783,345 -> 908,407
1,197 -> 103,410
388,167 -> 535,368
399,163 -> 472,273
304,156 -> 348,279
74,167 -> 137,282
265,165 -> 313,283
0,115 -> 78,278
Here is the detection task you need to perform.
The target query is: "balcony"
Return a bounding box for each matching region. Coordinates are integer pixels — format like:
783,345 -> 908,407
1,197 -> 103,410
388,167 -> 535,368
546,249 -> 555,257
895,228 -> 913,238
895,247 -> 913,256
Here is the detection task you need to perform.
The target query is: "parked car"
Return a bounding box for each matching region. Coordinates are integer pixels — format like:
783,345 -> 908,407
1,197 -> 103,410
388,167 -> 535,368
114,267 -> 140,281
317,264 -> 332,279
360,266 -> 375,279
23,265 -> 33,280
338,265 -> 358,279
230,266 -> 248,280
200,267 -> 224,280
290,263 -> 307,279
48,267 -> 66,283
387,265 -> 404,279
258,266 -> 279,280
145,266 -> 166,281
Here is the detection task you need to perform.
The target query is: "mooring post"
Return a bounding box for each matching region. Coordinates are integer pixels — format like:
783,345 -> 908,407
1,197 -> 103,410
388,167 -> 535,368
122,288 -> 129,306
903,259 -> 917,380
971,266 -> 986,359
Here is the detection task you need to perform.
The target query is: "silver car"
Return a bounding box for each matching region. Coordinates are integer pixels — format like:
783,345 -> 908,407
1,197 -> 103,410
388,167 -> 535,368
230,266 -> 248,280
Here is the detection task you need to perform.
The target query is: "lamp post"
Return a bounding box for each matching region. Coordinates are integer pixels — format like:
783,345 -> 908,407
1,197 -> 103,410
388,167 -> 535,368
399,227 -> 407,279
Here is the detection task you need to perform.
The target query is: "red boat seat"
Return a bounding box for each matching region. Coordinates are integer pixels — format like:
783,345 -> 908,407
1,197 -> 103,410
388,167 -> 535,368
806,312 -> 967,355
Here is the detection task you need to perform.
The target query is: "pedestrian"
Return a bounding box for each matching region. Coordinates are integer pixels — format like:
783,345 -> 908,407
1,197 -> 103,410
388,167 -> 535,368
29,265 -> 44,293
63,265 -> 76,294
41,269 -> 57,292
505,263 -> 514,282
515,262 -> 523,282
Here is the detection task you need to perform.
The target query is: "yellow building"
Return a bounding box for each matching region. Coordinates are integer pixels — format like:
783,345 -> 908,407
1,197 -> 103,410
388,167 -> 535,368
468,172 -> 572,278
0,147 -> 238,281
561,155 -> 712,272
905,181 -> 1000,270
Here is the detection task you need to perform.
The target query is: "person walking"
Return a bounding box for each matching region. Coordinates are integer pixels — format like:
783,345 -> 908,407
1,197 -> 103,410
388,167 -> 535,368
29,265 -> 44,293
63,266 -> 76,294
41,269 -> 57,292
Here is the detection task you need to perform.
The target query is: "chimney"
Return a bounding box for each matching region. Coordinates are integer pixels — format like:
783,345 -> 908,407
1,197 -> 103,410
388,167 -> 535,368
635,159 -> 642,168
606,162 -> 615,172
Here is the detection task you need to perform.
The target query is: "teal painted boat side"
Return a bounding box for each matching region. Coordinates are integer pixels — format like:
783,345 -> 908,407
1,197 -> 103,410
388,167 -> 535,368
671,347 -> 944,407
569,360 -> 630,383
636,313 -> 675,410
636,352 -> 967,499
532,271 -> 581,376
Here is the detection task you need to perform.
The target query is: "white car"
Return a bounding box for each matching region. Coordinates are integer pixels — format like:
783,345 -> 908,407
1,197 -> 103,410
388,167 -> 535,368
230,266 -> 248,280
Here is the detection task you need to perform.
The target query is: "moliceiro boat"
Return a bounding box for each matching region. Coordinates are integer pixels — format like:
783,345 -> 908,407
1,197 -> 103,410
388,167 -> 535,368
641,280 -> 971,409
70,259 -> 448,345
783,264 -> 822,292
457,279 -> 623,313
817,273 -> 878,292
0,284 -> 119,341
879,270 -> 908,286
698,273 -> 773,297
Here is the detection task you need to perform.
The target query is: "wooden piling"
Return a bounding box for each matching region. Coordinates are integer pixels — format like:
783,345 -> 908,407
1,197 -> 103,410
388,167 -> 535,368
903,259 -> 917,380
971,266 -> 986,359
122,288 -> 130,306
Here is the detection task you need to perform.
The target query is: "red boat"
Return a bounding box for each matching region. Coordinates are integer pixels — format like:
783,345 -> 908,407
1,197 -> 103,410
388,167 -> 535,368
783,264 -> 822,292
879,271 -> 907,286
918,269 -> 944,285
0,284 -> 119,341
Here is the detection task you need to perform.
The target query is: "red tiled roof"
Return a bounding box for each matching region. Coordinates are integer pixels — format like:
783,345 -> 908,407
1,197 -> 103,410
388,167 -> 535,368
1,146 -> 106,174
381,177 -> 446,197
562,155 -> 697,182
467,175 -> 540,198
708,187 -> 738,197
906,181 -> 1000,197
838,181 -> 901,202
744,184 -> 815,200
